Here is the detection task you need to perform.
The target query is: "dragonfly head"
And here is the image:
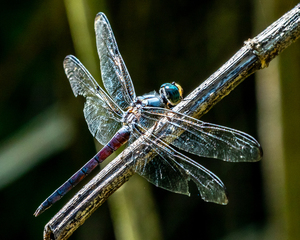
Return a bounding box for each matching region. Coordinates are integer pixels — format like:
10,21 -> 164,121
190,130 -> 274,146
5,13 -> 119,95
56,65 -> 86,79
159,82 -> 183,108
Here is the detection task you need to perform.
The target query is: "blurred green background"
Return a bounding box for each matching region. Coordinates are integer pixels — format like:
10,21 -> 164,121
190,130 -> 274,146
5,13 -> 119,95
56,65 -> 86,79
1,0 -> 300,239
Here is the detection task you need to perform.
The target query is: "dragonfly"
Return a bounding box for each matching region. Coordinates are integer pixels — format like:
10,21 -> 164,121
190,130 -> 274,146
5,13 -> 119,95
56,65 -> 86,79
34,12 -> 262,217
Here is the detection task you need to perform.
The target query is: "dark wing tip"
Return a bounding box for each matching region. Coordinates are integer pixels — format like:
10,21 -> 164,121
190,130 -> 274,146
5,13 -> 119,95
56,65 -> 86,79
224,188 -> 229,204
63,55 -> 76,64
95,12 -> 105,18
258,145 -> 263,160
250,142 -> 263,162
63,55 -> 78,71
95,12 -> 108,24
201,189 -> 229,205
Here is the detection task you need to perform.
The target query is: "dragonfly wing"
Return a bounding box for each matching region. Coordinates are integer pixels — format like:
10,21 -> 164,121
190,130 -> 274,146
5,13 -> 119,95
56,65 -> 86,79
133,130 -> 228,204
95,13 -> 136,109
64,55 -> 123,145
141,107 -> 263,162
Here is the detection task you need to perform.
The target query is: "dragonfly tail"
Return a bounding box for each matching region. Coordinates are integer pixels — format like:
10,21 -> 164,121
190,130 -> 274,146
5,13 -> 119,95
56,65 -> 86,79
34,126 -> 130,217
33,154 -> 101,217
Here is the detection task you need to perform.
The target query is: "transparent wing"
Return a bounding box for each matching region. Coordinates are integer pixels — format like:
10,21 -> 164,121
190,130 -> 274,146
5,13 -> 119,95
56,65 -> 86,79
95,12 -> 136,109
64,55 -> 123,145
132,128 -> 228,204
140,107 -> 263,162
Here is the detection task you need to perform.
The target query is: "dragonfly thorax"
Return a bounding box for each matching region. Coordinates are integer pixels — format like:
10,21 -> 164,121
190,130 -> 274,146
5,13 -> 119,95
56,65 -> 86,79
122,105 -> 142,125
132,91 -> 164,108
122,90 -> 169,126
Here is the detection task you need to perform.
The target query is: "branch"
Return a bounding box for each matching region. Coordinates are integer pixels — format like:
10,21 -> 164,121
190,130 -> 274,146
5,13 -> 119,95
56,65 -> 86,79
43,4 -> 300,240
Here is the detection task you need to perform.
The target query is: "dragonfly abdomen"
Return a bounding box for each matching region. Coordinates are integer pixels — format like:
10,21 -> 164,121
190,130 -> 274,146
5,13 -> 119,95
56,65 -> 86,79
34,126 -> 131,217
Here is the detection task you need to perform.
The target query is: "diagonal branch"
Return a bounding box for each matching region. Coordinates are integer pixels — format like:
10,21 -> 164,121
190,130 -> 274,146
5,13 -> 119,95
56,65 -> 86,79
43,4 -> 300,240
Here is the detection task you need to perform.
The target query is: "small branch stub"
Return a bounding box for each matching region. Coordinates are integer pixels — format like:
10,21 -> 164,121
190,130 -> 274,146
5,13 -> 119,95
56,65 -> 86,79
245,4 -> 300,69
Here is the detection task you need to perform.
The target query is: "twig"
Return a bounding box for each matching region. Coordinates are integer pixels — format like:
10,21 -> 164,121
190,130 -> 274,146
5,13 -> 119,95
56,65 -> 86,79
43,4 -> 300,240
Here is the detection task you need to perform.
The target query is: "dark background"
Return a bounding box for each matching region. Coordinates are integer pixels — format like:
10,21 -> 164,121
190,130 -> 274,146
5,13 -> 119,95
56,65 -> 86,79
1,0 -> 299,239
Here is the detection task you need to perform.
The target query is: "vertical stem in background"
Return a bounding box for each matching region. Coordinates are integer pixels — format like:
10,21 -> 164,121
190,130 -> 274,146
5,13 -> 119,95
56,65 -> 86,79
255,59 -> 287,238
63,3 -> 104,239
280,12 -> 300,240
107,174 -> 163,240
254,0 -> 287,239
63,2 -> 163,239
63,0 -> 100,81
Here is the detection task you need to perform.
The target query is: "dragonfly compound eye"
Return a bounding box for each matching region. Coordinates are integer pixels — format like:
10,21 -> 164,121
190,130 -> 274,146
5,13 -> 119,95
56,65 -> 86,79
159,82 -> 183,106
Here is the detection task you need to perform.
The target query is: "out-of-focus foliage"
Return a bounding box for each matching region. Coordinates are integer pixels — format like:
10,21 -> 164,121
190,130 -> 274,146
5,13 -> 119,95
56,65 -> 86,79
0,0 -> 299,240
